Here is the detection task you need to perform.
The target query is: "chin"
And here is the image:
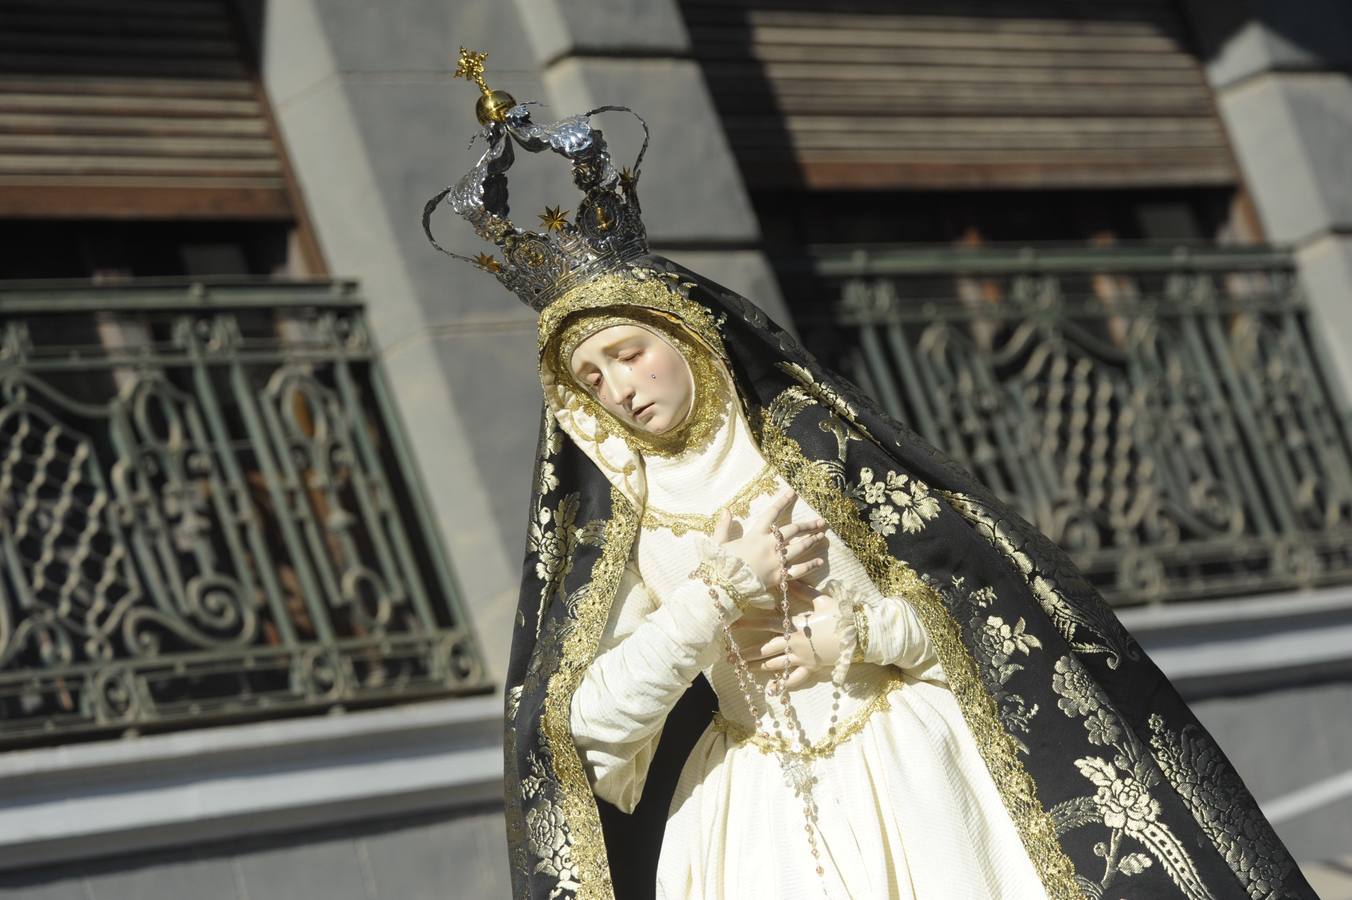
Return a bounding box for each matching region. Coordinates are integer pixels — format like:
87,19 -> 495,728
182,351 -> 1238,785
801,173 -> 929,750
647,411 -> 690,436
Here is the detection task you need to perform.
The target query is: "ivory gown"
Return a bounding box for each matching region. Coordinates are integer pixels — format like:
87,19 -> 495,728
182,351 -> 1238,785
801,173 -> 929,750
564,369 -> 1049,899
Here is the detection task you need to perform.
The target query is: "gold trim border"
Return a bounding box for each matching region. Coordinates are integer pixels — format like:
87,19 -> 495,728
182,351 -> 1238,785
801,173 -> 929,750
758,418 -> 1082,900
712,673 -> 906,760
538,272 -> 726,360
641,462 -> 779,535
541,487 -> 638,899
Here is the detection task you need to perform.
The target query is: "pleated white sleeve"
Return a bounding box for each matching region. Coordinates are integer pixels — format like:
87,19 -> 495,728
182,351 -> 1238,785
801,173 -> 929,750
569,544 -> 763,812
858,595 -> 946,683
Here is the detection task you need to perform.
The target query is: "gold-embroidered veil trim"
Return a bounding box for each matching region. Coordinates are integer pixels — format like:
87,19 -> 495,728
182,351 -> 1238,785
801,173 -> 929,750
538,270 -> 726,359
756,415 -> 1082,900
541,486 -> 638,899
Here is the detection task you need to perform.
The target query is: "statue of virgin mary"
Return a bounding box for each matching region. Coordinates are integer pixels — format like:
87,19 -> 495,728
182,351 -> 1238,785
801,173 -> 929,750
426,49 -> 1316,900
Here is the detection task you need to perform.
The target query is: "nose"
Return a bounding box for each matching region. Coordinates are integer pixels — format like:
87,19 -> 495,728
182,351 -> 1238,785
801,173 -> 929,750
608,367 -> 637,409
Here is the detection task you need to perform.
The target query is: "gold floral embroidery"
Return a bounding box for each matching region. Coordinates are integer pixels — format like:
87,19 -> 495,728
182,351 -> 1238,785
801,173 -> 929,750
537,460 -> 560,496
755,411 -> 1081,900
933,574 -> 1042,750
517,750 -> 580,895
776,361 -> 873,440
541,487 -> 639,899
1146,714 -> 1300,899
528,493 -> 580,639
765,384 -> 815,432
1049,654 -> 1213,900
941,489 -> 1137,670
852,466 -> 942,536
640,462 -> 781,535
712,673 -> 906,759
527,492 -> 608,645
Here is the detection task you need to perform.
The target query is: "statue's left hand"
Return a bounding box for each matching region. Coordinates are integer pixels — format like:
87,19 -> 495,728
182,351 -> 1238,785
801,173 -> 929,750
730,582 -> 844,691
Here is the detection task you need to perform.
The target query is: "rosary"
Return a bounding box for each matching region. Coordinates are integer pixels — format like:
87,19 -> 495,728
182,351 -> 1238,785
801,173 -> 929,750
692,523 -> 846,895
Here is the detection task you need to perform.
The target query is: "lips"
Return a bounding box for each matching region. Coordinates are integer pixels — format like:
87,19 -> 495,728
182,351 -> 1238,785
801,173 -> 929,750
633,401 -> 655,420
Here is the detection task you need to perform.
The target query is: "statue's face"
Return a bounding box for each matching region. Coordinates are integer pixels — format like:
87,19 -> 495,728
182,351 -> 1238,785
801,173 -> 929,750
569,324 -> 694,435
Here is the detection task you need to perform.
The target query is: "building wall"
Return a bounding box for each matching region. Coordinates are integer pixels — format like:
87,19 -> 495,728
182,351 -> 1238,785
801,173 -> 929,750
0,806 -> 509,900
1182,0 -> 1352,406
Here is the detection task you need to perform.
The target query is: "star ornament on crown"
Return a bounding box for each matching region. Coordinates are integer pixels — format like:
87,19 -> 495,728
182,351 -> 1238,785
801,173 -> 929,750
423,47 -> 651,311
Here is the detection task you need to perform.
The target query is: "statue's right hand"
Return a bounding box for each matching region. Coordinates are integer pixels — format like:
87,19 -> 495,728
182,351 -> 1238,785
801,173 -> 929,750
714,488 -> 828,594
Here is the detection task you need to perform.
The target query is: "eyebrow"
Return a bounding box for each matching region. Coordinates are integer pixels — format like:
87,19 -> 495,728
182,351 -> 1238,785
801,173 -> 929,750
572,334 -> 642,375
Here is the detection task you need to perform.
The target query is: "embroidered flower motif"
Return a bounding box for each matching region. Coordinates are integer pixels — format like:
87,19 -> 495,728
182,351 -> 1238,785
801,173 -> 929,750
982,615 -> 1042,663
528,493 -> 581,607
1053,655 -> 1099,717
521,770 -> 545,802
1085,707 -> 1123,746
526,803 -> 564,852
853,467 -> 941,535
1094,772 -> 1162,836
526,803 -> 579,890
537,460 -> 559,495
1147,713 -> 1298,896
544,417 -> 564,457
857,468 -> 888,504
933,575 -> 1040,745
868,504 -> 900,536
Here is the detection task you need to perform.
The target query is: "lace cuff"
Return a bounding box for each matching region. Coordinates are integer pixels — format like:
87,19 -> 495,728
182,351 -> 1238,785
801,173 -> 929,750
816,578 -> 869,685
693,536 -> 772,612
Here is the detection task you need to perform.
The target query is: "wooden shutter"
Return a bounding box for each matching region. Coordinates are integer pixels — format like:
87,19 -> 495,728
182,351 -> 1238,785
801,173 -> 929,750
681,0 -> 1238,190
0,0 -> 293,219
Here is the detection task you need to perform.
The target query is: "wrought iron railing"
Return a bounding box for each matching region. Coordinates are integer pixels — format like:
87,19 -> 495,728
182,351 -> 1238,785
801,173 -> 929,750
0,279 -> 490,748
792,244 -> 1352,606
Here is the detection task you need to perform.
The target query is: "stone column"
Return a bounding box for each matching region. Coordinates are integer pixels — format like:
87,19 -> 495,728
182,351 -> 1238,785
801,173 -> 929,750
1184,0 -> 1352,410
257,0 -> 562,684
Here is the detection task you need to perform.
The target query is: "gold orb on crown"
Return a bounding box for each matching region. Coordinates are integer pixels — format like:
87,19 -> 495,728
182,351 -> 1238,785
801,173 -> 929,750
454,47 -> 517,125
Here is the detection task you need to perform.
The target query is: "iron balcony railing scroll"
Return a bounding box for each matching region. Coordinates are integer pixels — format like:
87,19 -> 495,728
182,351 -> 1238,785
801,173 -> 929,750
0,279 -> 490,749
793,244 -> 1352,607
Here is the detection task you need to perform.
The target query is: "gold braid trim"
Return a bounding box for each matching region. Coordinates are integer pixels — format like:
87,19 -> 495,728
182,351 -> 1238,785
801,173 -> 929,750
539,271 -> 727,361
641,462 -> 780,535
541,487 -> 638,899
851,601 -> 870,663
712,673 -> 906,760
756,416 -> 1082,900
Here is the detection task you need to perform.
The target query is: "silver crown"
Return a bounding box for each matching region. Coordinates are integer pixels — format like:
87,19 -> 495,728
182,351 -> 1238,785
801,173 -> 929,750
423,48 -> 650,312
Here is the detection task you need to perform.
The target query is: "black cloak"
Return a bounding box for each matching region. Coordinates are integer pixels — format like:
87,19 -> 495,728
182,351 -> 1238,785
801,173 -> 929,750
502,255 -> 1315,900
